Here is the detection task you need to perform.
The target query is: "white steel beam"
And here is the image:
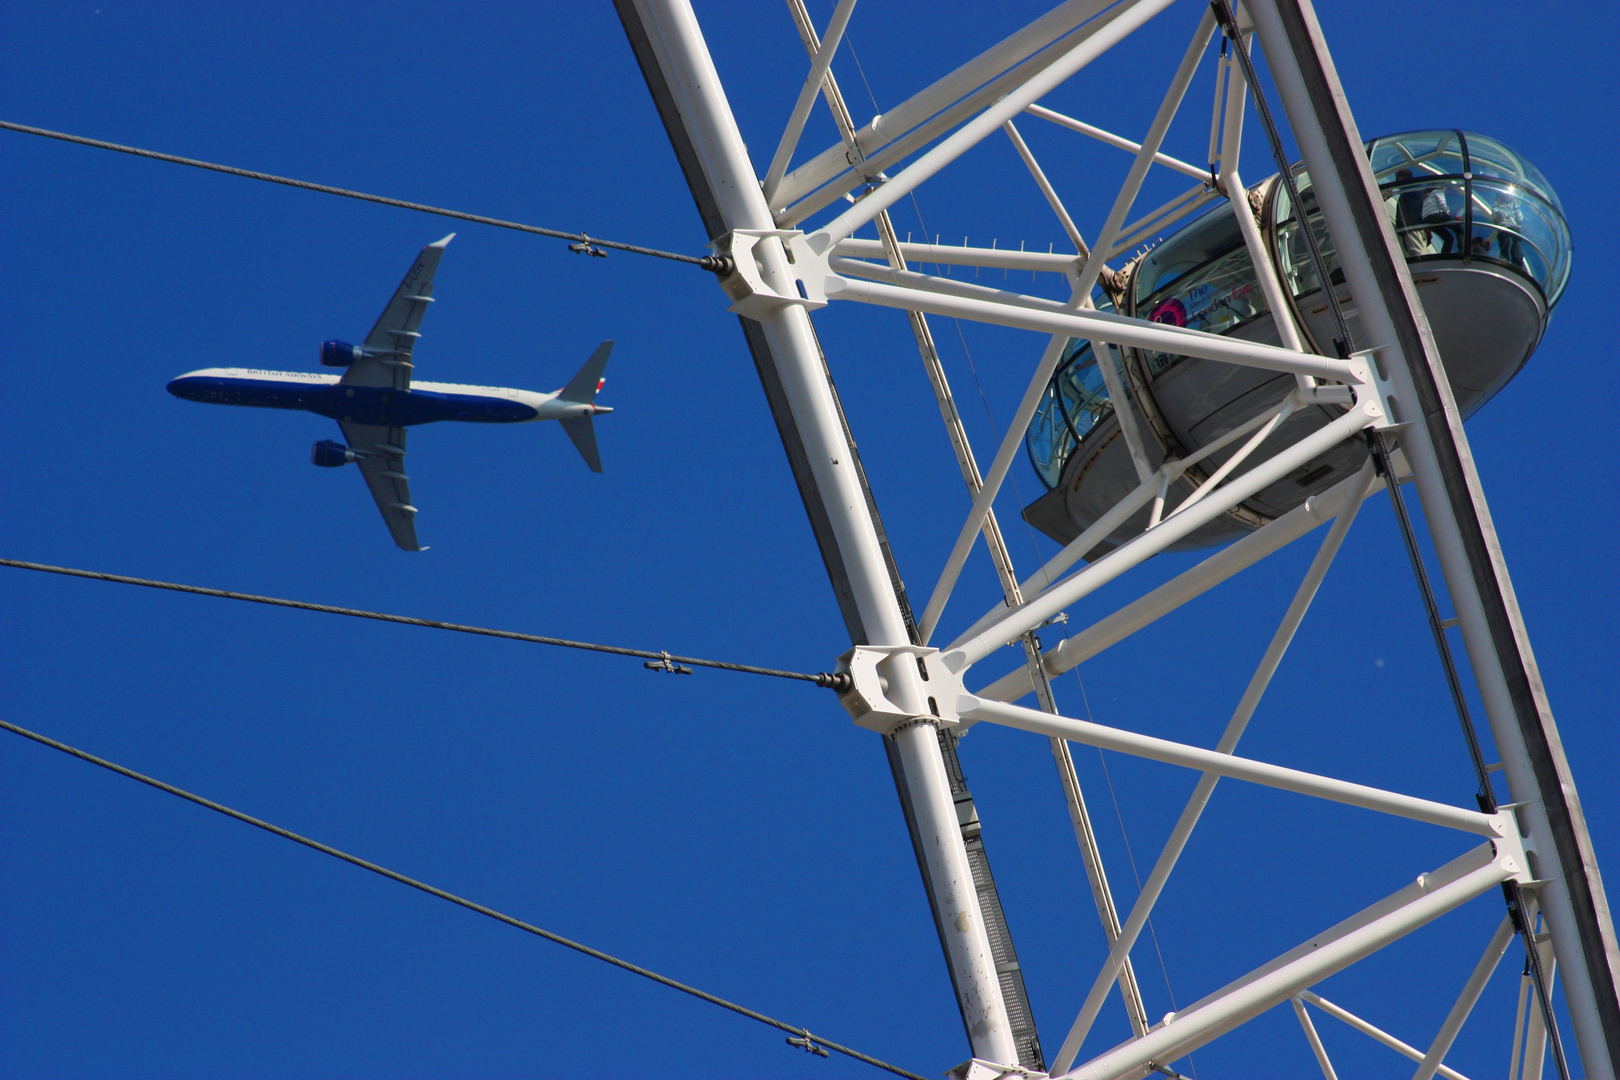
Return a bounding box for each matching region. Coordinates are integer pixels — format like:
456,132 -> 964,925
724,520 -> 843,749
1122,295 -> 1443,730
1293,996 -> 1340,1080
976,470 -> 1382,703
1248,2 -> 1620,1073
1063,8 -> 1216,298
1000,474 -> 1160,621
1512,952 -> 1535,1080
1005,112 -> 1158,486
772,0 -> 1128,220
1057,856 -> 1519,1080
1523,944 -> 1559,1080
945,405 -> 1377,671
825,97 -> 1149,1049
1004,119 -> 1090,256
825,274 -> 1359,382
1049,732 -> 1152,1038
1225,169 -> 1307,354
1047,460 -> 1375,1069
916,324 -> 1075,645
957,695 -> 1502,837
760,0 -> 858,204
788,7 -> 1053,1060
947,398 -> 1297,656
1107,181 -> 1217,259
1024,103 -> 1208,180
1214,18 -> 1250,181
1166,398 -> 1295,519
1414,914 -> 1517,1080
804,0 -> 1185,249
856,11 -> 1218,645
615,0 -> 1019,1064
832,239 -> 1078,274
1301,991 -> 1472,1080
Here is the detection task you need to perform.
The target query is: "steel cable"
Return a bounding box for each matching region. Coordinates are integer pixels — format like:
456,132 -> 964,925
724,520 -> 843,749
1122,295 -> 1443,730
0,717 -> 927,1080
0,558 -> 848,689
1208,0 -> 1354,359
1364,436 -> 1573,1080
0,120 -> 729,270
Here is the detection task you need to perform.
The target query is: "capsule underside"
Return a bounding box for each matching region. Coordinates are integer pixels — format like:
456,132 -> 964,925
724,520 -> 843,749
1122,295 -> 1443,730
1023,130 -> 1570,553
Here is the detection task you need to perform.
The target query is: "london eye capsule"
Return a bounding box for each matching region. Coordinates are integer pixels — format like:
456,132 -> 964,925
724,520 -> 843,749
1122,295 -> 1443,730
1022,130 -> 1571,551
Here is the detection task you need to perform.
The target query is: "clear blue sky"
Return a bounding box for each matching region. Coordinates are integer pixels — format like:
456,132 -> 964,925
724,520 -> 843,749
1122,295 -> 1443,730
3,1 -> 1616,1077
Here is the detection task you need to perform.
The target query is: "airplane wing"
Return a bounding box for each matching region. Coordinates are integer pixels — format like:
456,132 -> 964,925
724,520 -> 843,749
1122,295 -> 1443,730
339,420 -> 422,551
340,234 -> 455,392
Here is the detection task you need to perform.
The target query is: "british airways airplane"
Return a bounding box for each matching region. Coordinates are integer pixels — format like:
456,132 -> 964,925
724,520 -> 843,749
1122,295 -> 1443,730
168,235 -> 611,551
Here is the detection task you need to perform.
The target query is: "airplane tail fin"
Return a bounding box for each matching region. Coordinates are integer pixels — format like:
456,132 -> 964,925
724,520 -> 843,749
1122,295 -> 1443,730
560,340 -> 613,405
558,341 -> 611,473
560,416 -> 602,473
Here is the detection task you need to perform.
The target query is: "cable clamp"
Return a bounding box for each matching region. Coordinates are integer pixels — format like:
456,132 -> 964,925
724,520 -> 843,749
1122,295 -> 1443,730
834,645 -> 964,735
697,253 -> 735,276
812,671 -> 854,692
644,650 -> 693,675
568,234 -> 608,258
786,1030 -> 829,1058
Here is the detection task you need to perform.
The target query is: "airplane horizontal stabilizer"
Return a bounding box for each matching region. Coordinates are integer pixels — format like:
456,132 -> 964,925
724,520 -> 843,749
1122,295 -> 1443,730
560,416 -> 602,473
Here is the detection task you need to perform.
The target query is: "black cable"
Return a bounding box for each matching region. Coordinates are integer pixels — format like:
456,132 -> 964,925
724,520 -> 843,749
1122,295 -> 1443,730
0,717 -> 926,1080
0,558 -> 849,690
1364,434 -> 1574,1080
1209,0 -> 1354,358
1364,437 -> 1494,807
0,120 -> 732,273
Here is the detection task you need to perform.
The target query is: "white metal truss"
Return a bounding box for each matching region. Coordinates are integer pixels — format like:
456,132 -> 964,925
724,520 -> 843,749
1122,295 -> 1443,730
613,1 -> 1620,1077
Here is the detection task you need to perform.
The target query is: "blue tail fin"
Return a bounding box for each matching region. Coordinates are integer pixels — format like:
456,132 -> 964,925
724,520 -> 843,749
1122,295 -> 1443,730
560,340 -> 612,404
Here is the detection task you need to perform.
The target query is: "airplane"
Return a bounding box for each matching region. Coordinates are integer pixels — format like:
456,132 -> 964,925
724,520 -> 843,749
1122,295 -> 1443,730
167,235 -> 612,551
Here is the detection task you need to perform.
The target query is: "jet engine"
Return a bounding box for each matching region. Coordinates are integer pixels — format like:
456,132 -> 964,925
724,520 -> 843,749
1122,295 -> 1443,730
311,439 -> 357,467
320,339 -> 363,367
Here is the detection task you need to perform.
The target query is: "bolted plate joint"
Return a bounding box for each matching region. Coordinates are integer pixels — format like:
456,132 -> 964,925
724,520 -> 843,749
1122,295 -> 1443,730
835,645 -> 964,735
712,229 -> 827,318
945,1059 -> 1048,1080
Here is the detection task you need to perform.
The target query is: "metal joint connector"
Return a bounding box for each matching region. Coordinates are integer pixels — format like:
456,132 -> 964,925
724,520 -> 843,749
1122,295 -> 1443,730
712,229 -> 828,318
1344,345 -> 1400,429
834,645 -> 965,735
945,1059 -> 1048,1080
1489,806 -> 1535,883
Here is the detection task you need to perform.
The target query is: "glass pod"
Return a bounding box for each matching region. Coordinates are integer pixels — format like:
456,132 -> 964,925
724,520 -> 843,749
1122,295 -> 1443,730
1022,130 -> 1571,553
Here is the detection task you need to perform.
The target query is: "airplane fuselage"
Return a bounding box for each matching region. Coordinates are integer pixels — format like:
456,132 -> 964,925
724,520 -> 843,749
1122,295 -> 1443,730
167,368 -> 606,427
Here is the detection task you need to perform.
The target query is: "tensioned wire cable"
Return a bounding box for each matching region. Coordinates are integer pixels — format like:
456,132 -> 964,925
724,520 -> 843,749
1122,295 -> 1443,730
0,716 -> 928,1080
0,558 -> 849,688
0,120 -> 730,271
